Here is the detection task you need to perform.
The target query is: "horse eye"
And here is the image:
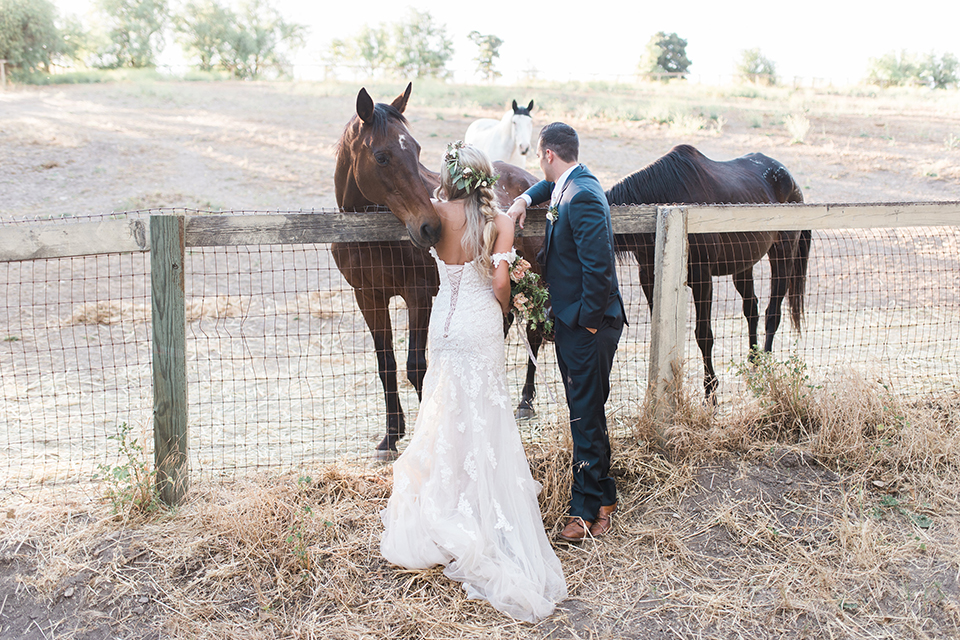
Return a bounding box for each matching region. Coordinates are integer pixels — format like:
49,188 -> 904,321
375,152 -> 388,166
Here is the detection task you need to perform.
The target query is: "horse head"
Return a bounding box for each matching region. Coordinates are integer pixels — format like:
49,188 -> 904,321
335,83 -> 442,249
510,99 -> 535,157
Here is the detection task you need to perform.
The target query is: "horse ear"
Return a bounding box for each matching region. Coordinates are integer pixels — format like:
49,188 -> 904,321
391,82 -> 412,113
527,100 -> 534,112
357,87 -> 375,123
512,99 -> 519,112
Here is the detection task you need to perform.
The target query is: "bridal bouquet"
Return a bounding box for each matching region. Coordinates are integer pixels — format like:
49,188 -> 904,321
509,255 -> 553,334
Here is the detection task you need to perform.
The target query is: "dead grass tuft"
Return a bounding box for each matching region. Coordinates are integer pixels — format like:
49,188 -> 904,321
66,296 -> 248,325
66,300 -> 151,325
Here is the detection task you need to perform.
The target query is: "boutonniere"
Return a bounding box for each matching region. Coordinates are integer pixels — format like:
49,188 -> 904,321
546,204 -> 559,223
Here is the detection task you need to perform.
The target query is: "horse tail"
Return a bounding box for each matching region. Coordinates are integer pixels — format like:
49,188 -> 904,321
787,229 -> 812,332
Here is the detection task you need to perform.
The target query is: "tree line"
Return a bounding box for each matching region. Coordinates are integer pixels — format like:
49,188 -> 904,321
1,1 -> 957,89
0,0 -> 305,80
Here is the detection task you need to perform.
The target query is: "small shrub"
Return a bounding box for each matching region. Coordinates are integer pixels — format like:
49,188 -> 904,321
737,351 -> 818,440
784,113 -> 811,144
93,422 -> 162,517
669,113 -> 707,136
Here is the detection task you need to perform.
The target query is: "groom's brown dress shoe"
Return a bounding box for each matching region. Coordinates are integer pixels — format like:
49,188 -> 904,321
558,516 -> 592,543
589,502 -> 618,538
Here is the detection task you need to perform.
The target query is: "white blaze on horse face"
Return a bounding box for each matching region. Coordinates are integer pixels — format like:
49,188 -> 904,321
512,115 -> 534,156
398,134 -> 407,150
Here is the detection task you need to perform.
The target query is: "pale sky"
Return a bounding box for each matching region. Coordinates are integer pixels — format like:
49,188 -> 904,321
56,0 -> 960,85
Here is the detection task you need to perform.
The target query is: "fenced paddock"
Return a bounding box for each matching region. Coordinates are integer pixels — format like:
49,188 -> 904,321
1,203 -> 958,495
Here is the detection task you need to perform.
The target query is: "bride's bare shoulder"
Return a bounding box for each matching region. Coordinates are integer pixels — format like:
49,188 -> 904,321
434,198 -> 465,216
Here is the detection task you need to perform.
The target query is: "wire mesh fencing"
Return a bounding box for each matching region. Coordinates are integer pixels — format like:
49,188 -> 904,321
2,210 -> 958,489
683,227 -> 960,402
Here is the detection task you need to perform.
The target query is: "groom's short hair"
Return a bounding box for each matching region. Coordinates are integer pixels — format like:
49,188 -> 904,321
539,122 -> 579,163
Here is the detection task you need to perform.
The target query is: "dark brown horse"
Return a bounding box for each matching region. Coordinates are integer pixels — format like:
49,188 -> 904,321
333,83 -> 543,455
607,144 -> 812,401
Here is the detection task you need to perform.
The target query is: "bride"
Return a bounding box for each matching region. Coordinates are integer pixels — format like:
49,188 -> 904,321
380,142 -> 567,622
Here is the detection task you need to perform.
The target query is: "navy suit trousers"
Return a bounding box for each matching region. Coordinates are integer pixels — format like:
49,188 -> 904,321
553,316 -> 622,520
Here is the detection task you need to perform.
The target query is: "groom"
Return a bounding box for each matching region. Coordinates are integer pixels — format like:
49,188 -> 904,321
507,122 -> 625,542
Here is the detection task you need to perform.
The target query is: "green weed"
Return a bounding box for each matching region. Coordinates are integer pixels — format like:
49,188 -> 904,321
93,422 -> 162,517
737,351 -> 819,440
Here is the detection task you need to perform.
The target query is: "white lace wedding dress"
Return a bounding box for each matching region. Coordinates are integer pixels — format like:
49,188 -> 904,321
380,247 -> 567,623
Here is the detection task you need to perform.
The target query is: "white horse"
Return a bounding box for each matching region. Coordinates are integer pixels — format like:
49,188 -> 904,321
464,99 -> 535,167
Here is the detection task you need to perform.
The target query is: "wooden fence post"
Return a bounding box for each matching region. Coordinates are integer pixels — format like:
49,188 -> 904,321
150,214 -> 189,505
646,206 -> 688,449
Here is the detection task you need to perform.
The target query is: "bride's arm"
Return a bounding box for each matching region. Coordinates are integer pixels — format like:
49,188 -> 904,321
492,215 -> 515,315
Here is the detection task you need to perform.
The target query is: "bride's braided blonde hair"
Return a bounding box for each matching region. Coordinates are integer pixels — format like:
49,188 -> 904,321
436,142 -> 502,275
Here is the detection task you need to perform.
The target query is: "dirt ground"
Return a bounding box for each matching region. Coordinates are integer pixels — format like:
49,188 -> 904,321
1,80 -> 959,221
1,80 -> 960,639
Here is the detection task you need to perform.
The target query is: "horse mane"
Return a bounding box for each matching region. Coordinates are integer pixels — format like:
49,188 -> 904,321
606,144 -> 714,206
336,102 -> 409,154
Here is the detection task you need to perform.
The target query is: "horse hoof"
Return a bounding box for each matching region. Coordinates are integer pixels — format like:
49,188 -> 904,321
377,434 -> 402,454
515,405 -> 536,420
374,448 -> 398,462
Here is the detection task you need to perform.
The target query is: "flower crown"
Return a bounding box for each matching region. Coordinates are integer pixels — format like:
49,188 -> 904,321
444,141 -> 499,195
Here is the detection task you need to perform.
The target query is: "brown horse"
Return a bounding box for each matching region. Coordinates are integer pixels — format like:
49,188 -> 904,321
333,83 -> 543,455
607,144 -> 812,401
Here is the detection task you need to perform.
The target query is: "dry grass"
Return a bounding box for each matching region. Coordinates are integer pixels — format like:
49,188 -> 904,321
3,367 -> 959,639
66,296 -> 249,325
784,113 -> 811,144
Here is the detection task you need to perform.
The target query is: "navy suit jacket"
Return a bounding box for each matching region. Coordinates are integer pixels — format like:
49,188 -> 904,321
525,165 -> 625,330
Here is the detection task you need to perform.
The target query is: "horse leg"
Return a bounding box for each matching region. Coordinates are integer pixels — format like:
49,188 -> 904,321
404,293 -> 431,399
690,275 -> 718,404
763,240 -> 792,353
516,322 -> 543,420
355,290 -> 405,453
733,269 -> 761,362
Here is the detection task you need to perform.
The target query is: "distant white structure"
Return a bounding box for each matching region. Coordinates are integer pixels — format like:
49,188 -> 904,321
464,100 -> 534,168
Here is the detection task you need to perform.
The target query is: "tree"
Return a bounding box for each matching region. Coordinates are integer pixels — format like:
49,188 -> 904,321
736,48 -> 777,85
173,0 -> 236,72
866,49 -> 958,89
328,23 -> 390,77
640,31 -> 691,80
0,0 -> 63,78
390,9 -> 453,79
218,0 -> 307,79
919,51 -> 958,89
58,13 -> 91,65
866,50 -> 920,87
468,30 -> 503,82
93,0 -> 169,68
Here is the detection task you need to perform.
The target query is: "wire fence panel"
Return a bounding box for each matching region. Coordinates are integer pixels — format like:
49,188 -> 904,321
0,251 -> 153,487
674,227 -> 960,402
2,212 -> 958,489
181,242 -> 649,480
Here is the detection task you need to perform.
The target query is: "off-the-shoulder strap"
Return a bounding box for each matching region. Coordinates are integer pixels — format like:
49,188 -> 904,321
491,248 -> 517,269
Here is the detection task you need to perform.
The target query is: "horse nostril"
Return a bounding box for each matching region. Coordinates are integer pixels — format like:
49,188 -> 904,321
421,222 -> 442,246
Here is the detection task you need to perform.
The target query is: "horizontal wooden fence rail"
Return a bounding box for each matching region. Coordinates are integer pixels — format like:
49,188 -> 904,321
5,202 -> 960,263
3,201 -> 960,503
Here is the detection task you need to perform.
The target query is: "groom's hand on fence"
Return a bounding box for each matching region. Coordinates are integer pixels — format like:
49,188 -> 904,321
507,197 -> 528,229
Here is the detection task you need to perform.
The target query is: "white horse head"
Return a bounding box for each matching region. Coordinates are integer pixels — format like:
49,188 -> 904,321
510,99 -> 535,158
464,99 -> 535,167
